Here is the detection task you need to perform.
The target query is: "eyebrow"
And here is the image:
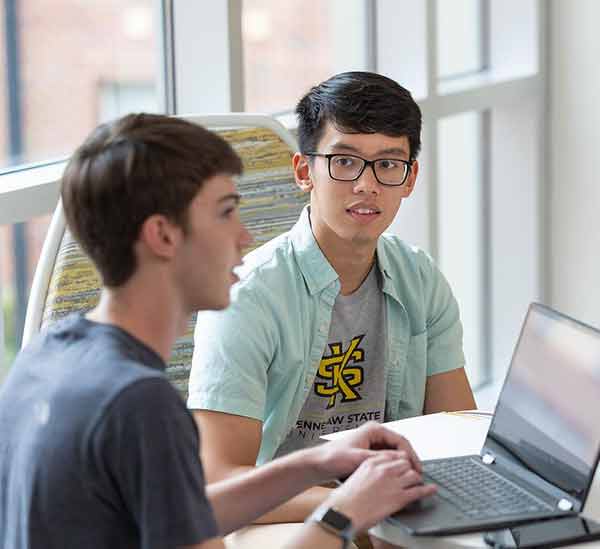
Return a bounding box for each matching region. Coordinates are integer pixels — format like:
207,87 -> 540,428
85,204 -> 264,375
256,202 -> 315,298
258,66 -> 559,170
218,192 -> 241,205
329,141 -> 410,158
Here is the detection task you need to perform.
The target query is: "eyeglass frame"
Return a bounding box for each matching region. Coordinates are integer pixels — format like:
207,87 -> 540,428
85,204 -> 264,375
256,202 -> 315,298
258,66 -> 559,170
305,152 -> 413,187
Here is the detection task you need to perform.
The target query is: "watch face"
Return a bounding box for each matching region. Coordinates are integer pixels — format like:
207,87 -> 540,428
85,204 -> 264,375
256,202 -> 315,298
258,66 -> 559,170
323,508 -> 352,531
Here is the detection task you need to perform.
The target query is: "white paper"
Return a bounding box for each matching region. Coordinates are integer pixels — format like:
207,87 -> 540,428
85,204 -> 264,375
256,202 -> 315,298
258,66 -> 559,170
322,412 -> 491,460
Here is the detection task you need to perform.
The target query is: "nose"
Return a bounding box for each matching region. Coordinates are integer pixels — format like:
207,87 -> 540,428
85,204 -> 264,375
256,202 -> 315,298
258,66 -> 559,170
353,163 -> 380,195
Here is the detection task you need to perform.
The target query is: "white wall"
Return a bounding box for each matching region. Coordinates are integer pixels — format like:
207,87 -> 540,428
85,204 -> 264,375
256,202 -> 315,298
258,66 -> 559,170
550,0 -> 600,328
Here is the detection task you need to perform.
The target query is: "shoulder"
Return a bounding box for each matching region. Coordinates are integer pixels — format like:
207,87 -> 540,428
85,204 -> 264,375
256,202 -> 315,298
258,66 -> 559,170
105,376 -> 189,424
90,376 -> 196,448
378,233 -> 438,282
237,231 -> 297,287
378,234 -> 458,333
15,315 -> 168,402
216,230 -> 303,315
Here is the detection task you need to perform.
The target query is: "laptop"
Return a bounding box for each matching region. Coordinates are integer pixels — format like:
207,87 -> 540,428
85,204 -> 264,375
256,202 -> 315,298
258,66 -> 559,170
391,303 -> 600,536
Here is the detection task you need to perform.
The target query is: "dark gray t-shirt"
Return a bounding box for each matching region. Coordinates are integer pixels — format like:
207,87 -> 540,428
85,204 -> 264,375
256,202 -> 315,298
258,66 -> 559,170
275,265 -> 387,456
0,315 -> 218,549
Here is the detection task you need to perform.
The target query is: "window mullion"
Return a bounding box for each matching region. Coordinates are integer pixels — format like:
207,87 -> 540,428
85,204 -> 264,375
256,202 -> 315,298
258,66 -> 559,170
425,0 -> 439,261
172,0 -> 244,113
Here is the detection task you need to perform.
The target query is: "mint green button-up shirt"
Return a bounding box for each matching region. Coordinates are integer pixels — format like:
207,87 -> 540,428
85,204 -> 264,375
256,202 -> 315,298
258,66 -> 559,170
188,207 -> 465,465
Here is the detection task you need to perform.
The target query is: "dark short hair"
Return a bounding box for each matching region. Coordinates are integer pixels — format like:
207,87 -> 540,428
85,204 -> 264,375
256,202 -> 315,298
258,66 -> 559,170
61,113 -> 243,287
296,71 -> 422,161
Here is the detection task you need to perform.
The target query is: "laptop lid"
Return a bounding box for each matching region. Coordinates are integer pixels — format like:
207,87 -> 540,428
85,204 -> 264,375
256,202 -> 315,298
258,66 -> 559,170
483,303 -> 600,508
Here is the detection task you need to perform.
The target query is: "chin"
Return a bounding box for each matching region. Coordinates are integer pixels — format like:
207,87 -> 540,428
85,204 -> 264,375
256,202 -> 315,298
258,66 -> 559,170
212,299 -> 230,311
193,291 -> 231,312
204,295 -> 230,311
343,229 -> 379,246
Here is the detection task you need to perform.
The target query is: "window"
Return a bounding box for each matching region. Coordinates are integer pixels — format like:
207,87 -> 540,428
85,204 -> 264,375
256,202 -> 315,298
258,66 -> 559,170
0,0 -> 163,371
438,111 -> 485,386
99,82 -> 158,122
242,0 -> 370,113
1,0 -> 546,405
436,0 -> 485,79
377,0 -> 542,400
0,0 -> 161,169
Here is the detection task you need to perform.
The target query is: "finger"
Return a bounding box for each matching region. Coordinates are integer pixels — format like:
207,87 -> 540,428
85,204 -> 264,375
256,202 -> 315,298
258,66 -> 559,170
360,450 -> 404,467
396,468 -> 423,488
367,425 -> 421,472
387,434 -> 420,472
401,482 -> 438,506
378,457 -> 413,477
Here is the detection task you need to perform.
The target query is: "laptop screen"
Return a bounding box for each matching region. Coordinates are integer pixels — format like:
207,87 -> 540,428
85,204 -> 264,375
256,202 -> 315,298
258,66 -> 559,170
488,303 -> 600,498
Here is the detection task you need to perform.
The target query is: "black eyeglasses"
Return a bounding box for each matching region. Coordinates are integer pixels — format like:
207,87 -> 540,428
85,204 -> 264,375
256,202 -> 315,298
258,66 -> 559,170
306,153 -> 412,186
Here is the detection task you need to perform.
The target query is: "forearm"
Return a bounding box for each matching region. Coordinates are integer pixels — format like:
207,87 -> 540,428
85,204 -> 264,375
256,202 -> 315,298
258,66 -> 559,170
253,485 -> 331,524
206,449 -> 327,535
423,367 -> 476,413
283,522 -> 344,549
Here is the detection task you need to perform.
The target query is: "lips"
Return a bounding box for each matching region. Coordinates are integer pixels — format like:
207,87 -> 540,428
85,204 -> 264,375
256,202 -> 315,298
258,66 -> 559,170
345,204 -> 382,226
346,204 -> 382,215
348,207 -> 380,214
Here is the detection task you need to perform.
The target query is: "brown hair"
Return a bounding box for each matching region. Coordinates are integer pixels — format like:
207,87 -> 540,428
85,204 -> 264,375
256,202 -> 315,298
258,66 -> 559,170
61,113 -> 243,287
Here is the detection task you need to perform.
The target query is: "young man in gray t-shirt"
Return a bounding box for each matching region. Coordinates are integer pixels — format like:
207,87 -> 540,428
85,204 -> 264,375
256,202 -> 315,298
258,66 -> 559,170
190,72 -> 477,537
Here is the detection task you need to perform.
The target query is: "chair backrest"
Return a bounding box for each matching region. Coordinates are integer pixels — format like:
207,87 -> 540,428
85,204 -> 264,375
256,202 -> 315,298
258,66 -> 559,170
22,114 -> 305,400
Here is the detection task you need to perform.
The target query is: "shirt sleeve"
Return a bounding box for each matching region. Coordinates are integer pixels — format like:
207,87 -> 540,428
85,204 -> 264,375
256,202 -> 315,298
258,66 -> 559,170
187,286 -> 276,421
90,377 -> 219,549
422,255 -> 466,376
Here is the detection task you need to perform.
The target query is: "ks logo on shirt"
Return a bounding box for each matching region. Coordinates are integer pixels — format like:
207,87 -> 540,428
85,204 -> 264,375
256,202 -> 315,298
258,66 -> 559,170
315,335 -> 365,409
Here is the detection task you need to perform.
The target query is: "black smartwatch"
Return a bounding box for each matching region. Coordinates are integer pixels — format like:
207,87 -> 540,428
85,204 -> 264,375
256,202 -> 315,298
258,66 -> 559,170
309,505 -> 354,548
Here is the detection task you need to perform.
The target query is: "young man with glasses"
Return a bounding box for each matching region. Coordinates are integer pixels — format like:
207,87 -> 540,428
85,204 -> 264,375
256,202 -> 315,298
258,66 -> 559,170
189,72 -> 475,542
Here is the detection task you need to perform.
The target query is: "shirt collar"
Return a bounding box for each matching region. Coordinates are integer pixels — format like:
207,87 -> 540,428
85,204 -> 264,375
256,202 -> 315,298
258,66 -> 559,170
79,315 -> 167,372
376,236 -> 404,304
290,206 -> 404,303
289,206 -> 339,295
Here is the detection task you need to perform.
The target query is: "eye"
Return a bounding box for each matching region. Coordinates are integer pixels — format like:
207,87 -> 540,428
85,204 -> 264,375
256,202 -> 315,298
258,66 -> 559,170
378,159 -> 399,170
333,155 -> 358,168
221,204 -> 238,219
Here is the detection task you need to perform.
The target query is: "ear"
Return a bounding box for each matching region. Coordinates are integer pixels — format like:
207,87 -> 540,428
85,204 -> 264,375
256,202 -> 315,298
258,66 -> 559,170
293,152 -> 313,193
138,214 -> 182,259
403,159 -> 419,197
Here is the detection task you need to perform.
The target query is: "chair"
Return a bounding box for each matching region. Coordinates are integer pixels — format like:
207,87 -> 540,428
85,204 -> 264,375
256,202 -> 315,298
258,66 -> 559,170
22,114 -> 305,401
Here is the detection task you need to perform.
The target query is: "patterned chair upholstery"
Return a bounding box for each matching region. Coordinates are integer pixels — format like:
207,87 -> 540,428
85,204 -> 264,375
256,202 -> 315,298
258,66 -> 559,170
22,114 -> 305,401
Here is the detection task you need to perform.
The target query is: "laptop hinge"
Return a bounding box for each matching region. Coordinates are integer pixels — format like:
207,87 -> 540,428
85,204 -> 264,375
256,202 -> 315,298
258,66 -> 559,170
482,452 -> 495,465
558,498 -> 573,511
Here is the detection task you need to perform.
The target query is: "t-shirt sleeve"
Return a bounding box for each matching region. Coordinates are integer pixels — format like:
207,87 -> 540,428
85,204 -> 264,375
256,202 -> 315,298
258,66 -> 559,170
187,287 -> 275,421
422,255 -> 466,376
89,377 -> 219,549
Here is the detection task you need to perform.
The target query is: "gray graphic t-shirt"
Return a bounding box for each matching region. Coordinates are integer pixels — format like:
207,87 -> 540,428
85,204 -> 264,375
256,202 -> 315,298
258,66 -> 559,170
275,264 -> 387,456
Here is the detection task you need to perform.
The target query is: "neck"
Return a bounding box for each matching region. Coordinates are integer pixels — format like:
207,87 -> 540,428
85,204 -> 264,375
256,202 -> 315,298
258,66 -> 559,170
86,271 -> 188,363
330,248 -> 376,295
312,228 -> 377,296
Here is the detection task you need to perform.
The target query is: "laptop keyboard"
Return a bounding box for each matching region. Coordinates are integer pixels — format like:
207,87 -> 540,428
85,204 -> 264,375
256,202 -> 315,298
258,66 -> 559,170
423,457 -> 554,518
